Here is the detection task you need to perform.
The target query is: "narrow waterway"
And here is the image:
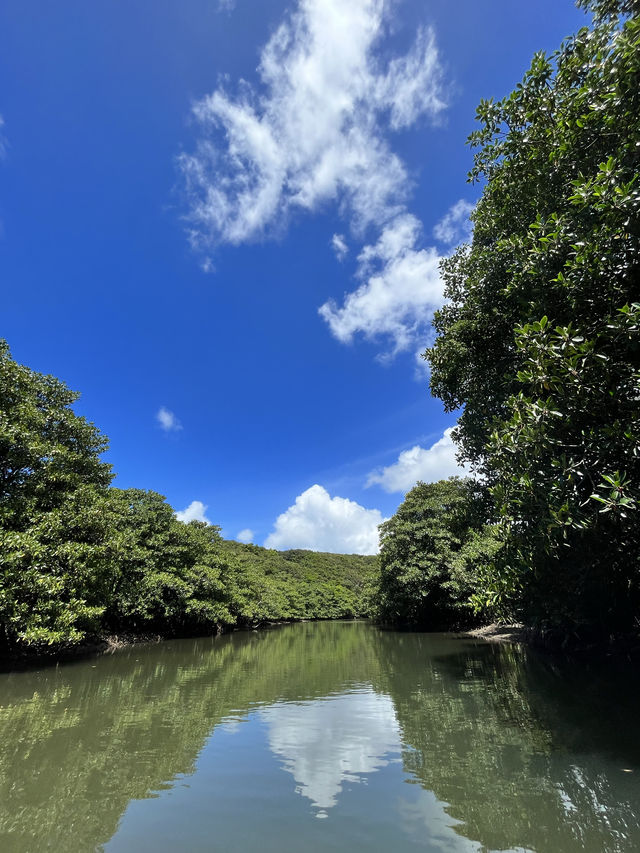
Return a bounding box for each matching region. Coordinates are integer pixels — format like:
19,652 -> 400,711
1,621 -> 638,852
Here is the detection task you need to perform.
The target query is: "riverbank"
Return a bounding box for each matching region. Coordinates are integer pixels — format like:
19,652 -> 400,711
0,632 -> 167,671
0,617 -> 339,671
464,622 -> 640,660
464,623 -> 527,644
5,617 -> 640,671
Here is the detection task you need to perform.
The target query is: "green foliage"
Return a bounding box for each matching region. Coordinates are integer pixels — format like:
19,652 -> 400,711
218,540 -> 379,625
578,0 -> 640,19
374,478 -> 500,627
0,341 -> 114,645
425,3 -> 640,635
103,489 -> 233,634
0,341 -> 377,653
0,341 -> 112,521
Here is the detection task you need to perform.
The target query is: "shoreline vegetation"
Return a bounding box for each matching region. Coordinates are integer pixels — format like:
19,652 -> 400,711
0,624 -> 536,672
2,1 -> 638,667
0,334 -> 377,662
374,0 -> 640,649
8,615 -> 640,674
0,617 -> 347,671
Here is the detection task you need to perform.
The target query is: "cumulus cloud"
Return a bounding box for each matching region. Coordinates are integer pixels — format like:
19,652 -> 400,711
176,500 -> 210,523
433,199 -> 474,246
156,406 -> 182,432
331,233 -> 348,261
236,528 -> 254,543
319,214 -> 444,356
366,427 -> 466,493
264,484 -> 383,554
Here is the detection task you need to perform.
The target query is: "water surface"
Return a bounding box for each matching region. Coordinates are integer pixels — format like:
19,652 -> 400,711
1,621 -> 638,851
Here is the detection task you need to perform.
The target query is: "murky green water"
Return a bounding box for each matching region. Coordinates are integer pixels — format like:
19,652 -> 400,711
1,621 -> 639,852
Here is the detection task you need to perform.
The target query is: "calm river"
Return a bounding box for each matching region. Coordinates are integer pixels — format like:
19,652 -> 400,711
0,621 -> 638,852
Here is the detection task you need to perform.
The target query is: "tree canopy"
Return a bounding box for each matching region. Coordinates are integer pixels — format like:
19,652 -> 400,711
374,478 -> 500,627
0,340 -> 116,644
426,0 -> 640,636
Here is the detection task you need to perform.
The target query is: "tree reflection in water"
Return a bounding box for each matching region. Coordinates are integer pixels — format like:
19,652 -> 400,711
0,622 -> 638,852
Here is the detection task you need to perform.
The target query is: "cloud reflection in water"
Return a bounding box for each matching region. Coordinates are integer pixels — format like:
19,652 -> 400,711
259,689 -> 401,817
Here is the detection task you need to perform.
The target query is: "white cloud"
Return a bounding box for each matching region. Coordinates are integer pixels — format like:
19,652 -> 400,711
179,0 -> 450,361
374,26 -> 444,130
331,233 -> 348,261
180,0 -> 445,248
366,427 -> 466,493
218,0 -> 235,11
319,214 -> 444,356
236,527 -> 254,543
264,484 -> 383,554
433,199 -> 474,246
156,406 -> 182,432
176,500 -> 211,524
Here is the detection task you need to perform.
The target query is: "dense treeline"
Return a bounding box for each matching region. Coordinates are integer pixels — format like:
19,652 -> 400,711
373,478 -> 500,629
219,540 -> 377,623
377,0 -> 640,641
0,340 -> 376,652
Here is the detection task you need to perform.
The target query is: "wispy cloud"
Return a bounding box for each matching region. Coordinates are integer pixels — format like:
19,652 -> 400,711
331,233 -> 348,261
180,0 -> 449,362
366,426 -> 466,493
265,484 -> 383,554
176,500 -> 210,523
433,199 -> 474,246
156,406 -> 182,432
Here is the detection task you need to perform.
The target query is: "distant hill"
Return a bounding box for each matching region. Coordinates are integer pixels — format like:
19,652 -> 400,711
218,540 -> 379,625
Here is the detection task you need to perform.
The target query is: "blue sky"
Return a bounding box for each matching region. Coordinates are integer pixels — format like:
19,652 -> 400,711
1,0 -> 586,552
